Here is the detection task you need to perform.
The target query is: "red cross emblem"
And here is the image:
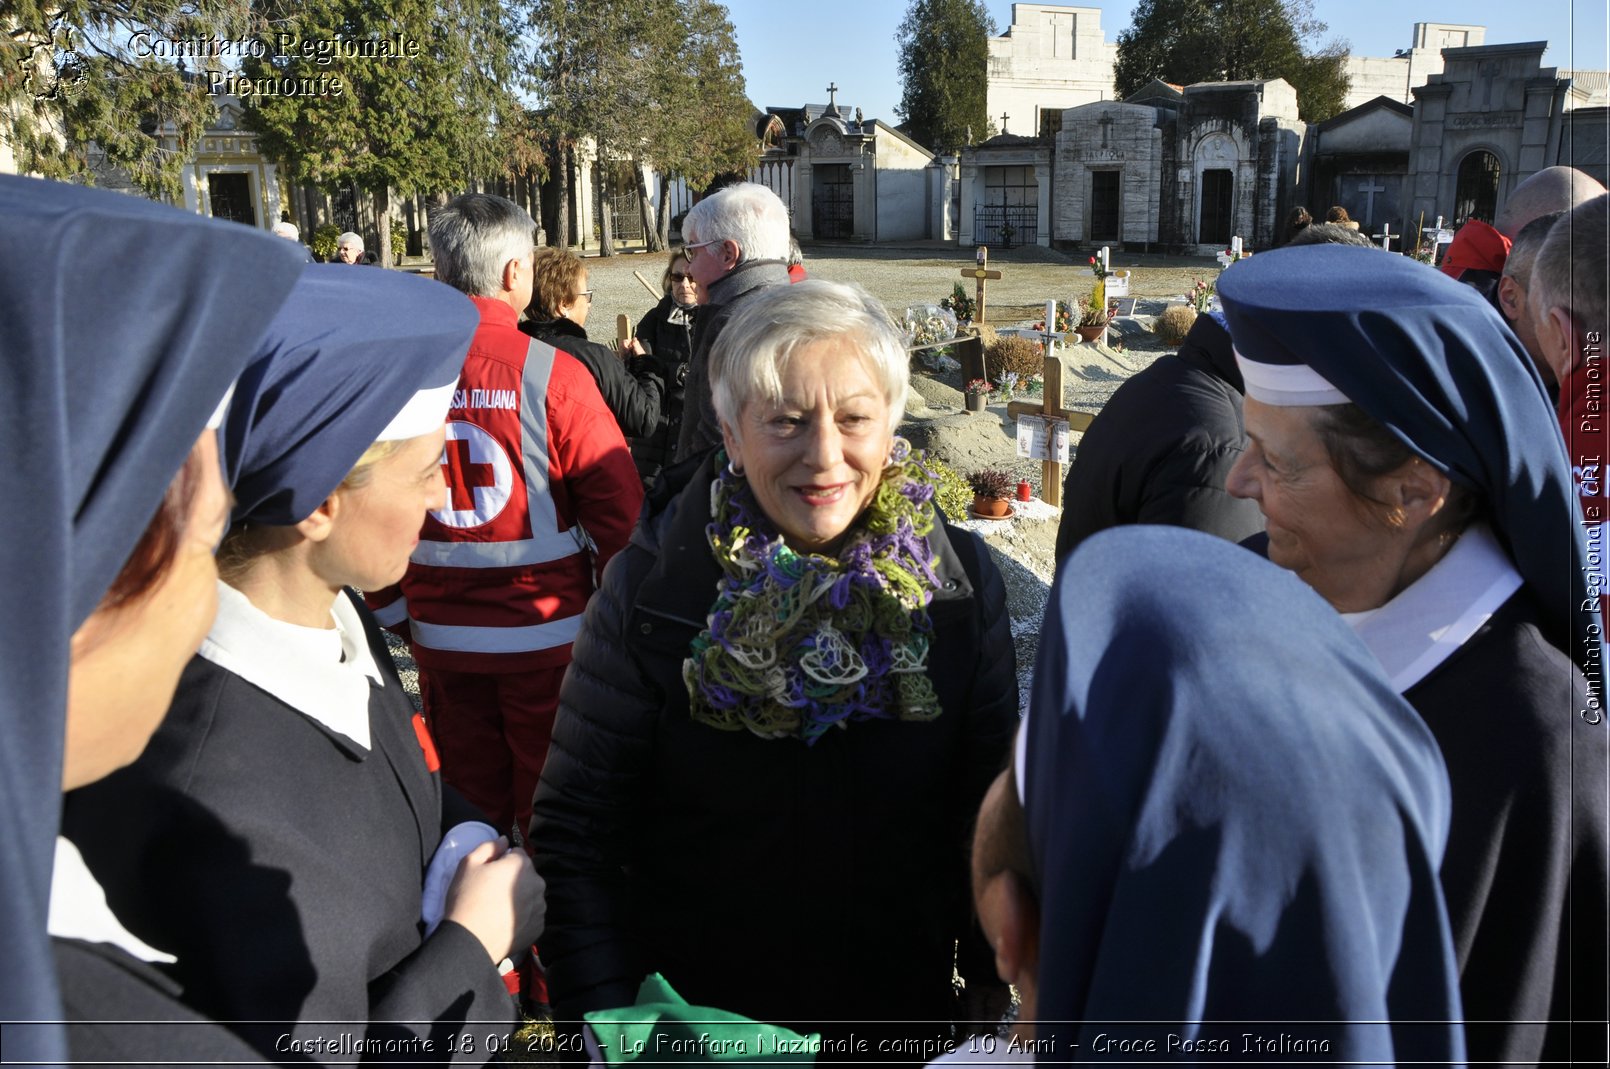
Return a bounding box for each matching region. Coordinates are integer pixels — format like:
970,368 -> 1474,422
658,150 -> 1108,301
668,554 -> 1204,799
431,421 -> 514,528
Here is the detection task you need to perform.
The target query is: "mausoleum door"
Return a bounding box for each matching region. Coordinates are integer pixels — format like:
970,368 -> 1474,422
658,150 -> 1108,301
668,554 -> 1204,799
977,165 -> 1037,247
208,173 -> 257,227
1199,169 -> 1233,246
1089,171 -> 1120,242
812,164 -> 854,240
1454,151 -> 1501,225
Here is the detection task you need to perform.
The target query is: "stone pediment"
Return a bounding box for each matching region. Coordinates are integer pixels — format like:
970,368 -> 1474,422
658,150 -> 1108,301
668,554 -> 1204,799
1314,95 -> 1413,154
805,116 -> 867,156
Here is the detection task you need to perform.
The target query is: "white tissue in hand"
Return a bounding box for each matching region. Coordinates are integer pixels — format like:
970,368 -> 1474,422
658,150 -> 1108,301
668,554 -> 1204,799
421,821 -> 500,936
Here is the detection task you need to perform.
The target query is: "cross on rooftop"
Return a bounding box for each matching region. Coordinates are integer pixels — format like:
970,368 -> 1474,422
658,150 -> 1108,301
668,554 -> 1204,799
825,82 -> 839,107
999,111 -> 1009,134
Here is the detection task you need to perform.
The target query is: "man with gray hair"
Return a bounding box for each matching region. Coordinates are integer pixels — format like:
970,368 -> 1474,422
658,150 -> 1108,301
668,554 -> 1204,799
674,182 -> 793,461
368,192 -> 643,848
335,231 -> 365,265
1529,194 -> 1609,624
1495,211 -> 1565,383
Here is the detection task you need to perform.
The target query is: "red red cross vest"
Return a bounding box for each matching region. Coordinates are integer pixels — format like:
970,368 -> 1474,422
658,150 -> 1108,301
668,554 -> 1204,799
374,298 -> 642,673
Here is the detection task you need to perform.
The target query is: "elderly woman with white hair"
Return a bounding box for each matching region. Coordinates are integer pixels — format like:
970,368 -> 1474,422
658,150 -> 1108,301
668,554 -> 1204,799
335,230 -> 365,264
532,279 -> 1017,1054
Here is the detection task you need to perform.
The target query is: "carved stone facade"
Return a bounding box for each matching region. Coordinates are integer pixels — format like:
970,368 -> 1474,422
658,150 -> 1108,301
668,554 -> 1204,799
1039,78 -> 1301,253
1051,102 -> 1166,245
760,97 -> 940,242
1407,41 -> 1575,227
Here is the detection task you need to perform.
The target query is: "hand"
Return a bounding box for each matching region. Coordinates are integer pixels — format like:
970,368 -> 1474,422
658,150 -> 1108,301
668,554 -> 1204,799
621,337 -> 645,357
957,979 -> 1013,1039
441,836 -> 546,963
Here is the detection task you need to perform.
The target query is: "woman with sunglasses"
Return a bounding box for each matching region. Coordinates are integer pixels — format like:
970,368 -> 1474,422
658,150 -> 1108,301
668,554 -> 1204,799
622,251 -> 699,488
521,247 -> 663,439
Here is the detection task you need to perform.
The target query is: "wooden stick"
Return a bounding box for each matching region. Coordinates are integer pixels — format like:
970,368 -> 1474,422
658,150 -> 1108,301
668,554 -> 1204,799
616,314 -> 631,349
632,270 -> 662,298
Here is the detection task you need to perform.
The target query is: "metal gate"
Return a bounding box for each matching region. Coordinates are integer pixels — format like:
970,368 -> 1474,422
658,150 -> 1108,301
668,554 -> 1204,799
973,204 -> 1037,247
592,162 -> 645,243
812,164 -> 854,239
603,191 -> 643,241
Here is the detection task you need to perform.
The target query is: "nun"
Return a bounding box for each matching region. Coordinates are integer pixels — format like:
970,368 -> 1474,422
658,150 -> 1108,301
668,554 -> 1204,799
63,265 -> 544,1060
1220,245 -> 1607,1065
995,526 -> 1465,1063
0,176 -> 307,1062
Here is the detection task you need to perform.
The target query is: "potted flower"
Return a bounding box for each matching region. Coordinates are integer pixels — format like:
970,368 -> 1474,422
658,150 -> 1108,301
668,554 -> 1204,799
1190,278 -> 1216,312
1074,294 -> 1109,343
941,283 -> 976,326
967,468 -> 1015,518
1032,305 -> 1074,335
964,379 -> 992,413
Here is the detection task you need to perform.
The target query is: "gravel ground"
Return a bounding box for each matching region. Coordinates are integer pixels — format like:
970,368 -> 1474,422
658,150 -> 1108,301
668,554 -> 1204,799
393,243 -> 1225,713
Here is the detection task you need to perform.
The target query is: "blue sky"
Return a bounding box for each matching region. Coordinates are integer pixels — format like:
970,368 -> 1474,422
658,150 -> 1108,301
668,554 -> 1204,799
721,0 -> 1608,122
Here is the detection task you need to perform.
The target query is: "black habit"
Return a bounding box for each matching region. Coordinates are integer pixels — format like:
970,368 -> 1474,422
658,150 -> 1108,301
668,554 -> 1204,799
63,591 -> 513,1062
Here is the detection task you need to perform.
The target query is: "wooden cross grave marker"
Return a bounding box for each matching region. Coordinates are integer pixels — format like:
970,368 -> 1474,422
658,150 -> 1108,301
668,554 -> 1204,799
962,246 -> 1002,323
1006,352 -> 1091,508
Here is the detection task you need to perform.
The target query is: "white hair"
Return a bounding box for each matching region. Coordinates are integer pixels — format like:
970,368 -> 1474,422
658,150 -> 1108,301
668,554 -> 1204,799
1531,194 -> 1608,330
683,182 -> 791,263
337,231 -> 364,251
710,279 -> 909,430
428,194 -> 536,298
272,221 -> 300,241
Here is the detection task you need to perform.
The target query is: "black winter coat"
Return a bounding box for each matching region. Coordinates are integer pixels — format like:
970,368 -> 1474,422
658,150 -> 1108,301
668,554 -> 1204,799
626,296 -> 696,487
1054,313 -> 1262,569
522,316 -> 664,439
530,453 -> 1017,1045
674,259 -> 792,461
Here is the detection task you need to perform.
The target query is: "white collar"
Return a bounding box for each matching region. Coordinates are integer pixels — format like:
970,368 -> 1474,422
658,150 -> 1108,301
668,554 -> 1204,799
1343,523 -> 1523,693
199,581 -> 384,750
48,837 -> 175,963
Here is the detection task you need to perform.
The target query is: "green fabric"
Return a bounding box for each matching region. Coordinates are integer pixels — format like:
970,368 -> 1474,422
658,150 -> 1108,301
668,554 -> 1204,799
584,974 -> 820,1064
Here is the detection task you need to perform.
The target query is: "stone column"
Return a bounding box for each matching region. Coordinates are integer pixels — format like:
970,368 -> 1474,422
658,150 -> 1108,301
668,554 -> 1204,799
958,162 -> 976,246
1407,83 -> 1452,229
1034,157 -> 1052,246
795,161 -> 814,240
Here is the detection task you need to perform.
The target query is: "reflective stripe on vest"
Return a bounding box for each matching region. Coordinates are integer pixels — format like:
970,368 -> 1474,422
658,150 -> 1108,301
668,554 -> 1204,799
410,337 -> 588,570
410,615 -> 583,654
371,597 -> 408,628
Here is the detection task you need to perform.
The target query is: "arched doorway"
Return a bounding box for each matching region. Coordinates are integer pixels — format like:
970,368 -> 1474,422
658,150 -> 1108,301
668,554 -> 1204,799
1454,151 -> 1502,225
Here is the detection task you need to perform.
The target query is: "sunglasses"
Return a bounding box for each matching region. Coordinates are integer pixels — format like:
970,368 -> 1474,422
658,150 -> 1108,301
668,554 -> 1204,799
669,272 -> 693,283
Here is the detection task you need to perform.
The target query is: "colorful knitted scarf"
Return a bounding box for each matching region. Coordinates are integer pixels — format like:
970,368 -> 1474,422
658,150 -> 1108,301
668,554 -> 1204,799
683,438 -> 944,744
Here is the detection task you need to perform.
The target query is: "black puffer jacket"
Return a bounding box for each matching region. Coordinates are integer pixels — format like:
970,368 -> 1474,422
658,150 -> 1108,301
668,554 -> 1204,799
626,296 -> 696,488
674,259 -> 791,461
1054,312 -> 1263,569
521,316 -> 663,439
530,452 -> 1017,1043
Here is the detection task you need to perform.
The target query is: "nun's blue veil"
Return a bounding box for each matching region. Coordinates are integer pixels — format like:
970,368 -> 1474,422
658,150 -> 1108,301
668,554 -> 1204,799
0,176 -> 305,1061
1023,527 -> 1465,1063
1218,245 -> 1598,686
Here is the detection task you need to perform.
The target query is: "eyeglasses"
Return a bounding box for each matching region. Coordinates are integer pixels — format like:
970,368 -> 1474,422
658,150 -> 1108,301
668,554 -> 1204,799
681,240 -> 718,263
669,272 -> 693,283
574,290 -> 594,301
